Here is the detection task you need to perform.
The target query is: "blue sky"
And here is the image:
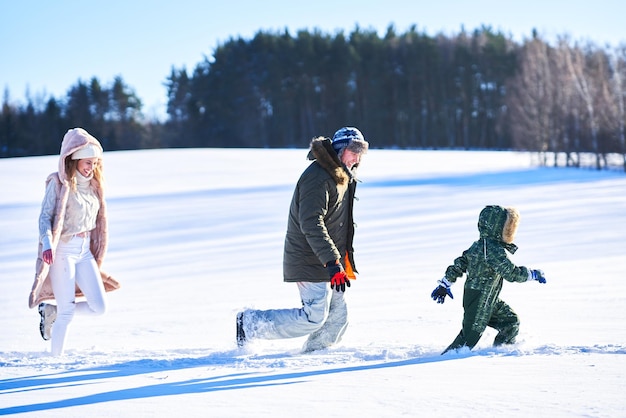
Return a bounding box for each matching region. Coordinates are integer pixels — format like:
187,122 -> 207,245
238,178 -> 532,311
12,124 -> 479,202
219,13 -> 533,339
1,0 -> 624,120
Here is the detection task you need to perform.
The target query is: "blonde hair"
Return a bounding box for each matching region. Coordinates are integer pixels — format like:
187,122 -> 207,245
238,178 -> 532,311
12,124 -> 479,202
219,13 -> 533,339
64,156 -> 104,191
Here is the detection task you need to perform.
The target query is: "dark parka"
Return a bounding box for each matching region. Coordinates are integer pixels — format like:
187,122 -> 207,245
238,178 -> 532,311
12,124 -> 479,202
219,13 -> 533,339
283,138 -> 358,282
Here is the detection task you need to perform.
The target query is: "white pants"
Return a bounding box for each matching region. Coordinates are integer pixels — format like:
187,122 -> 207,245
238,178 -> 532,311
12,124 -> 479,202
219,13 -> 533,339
244,282 -> 348,351
49,235 -> 107,355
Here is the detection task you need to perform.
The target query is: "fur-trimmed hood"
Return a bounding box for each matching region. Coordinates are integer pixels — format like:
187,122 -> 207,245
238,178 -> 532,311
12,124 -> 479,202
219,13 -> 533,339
478,205 -> 520,252
306,137 -> 353,185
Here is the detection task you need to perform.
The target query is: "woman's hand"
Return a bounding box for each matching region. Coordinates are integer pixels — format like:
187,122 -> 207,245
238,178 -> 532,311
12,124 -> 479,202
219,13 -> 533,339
42,249 -> 53,264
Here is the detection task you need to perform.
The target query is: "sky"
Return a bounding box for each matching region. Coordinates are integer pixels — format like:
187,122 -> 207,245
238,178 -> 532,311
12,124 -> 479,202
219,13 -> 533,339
2,0 -> 626,120
0,148 -> 624,416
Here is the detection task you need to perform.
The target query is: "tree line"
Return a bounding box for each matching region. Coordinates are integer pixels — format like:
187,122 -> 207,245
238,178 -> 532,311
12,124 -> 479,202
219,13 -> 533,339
2,26 -> 625,170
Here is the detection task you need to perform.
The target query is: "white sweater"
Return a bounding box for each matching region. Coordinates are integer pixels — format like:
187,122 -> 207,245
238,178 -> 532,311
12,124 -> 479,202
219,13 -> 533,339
39,172 -> 100,251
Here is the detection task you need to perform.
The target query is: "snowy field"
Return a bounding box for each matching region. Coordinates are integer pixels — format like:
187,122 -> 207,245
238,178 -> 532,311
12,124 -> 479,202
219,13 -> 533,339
0,148 -> 625,417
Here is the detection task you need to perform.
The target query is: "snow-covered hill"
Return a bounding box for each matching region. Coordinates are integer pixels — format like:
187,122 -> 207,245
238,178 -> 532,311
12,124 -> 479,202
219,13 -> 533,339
1,149 -> 624,417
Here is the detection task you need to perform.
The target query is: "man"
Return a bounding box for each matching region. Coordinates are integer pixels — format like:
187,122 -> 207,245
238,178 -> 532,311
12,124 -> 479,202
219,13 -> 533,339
237,127 -> 369,352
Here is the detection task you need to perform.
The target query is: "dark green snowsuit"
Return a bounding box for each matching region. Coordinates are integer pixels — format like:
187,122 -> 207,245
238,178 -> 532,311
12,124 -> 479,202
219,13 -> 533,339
443,205 -> 532,353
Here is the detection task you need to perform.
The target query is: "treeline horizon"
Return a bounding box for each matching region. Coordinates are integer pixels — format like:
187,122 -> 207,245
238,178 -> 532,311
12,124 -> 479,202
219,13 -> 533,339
2,25 -> 625,171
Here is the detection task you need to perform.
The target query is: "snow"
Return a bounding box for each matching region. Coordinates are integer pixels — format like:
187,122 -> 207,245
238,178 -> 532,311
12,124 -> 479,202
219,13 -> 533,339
1,148 -> 625,417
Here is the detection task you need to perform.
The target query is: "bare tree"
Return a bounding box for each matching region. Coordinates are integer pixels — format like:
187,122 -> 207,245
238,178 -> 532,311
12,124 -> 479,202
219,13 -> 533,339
507,36 -> 555,164
609,46 -> 626,171
552,38 -> 576,166
564,42 -> 609,169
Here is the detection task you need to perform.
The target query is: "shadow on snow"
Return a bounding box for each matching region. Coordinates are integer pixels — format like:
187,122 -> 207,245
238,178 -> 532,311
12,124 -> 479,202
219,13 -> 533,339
1,343 -> 624,414
0,349 -> 463,414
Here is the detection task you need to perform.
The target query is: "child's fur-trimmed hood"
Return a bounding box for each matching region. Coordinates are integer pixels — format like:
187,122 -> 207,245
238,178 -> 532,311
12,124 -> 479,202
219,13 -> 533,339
478,205 -> 520,245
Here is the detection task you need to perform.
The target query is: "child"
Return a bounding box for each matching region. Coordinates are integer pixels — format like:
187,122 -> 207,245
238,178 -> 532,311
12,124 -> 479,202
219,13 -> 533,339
431,205 -> 546,354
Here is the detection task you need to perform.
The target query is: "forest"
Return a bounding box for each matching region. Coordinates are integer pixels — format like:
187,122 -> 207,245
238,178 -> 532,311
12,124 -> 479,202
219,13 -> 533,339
2,25 -> 625,171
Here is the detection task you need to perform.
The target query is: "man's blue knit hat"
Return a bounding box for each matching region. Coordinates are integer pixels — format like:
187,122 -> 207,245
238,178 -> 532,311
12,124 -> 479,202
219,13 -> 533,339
331,127 -> 367,154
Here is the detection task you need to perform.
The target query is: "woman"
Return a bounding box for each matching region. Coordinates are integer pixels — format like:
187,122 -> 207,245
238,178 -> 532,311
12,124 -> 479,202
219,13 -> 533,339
29,127 -> 120,356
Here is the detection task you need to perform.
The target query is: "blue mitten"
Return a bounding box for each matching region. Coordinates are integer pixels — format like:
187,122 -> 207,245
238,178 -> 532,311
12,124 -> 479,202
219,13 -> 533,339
529,269 -> 547,284
431,277 -> 453,304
